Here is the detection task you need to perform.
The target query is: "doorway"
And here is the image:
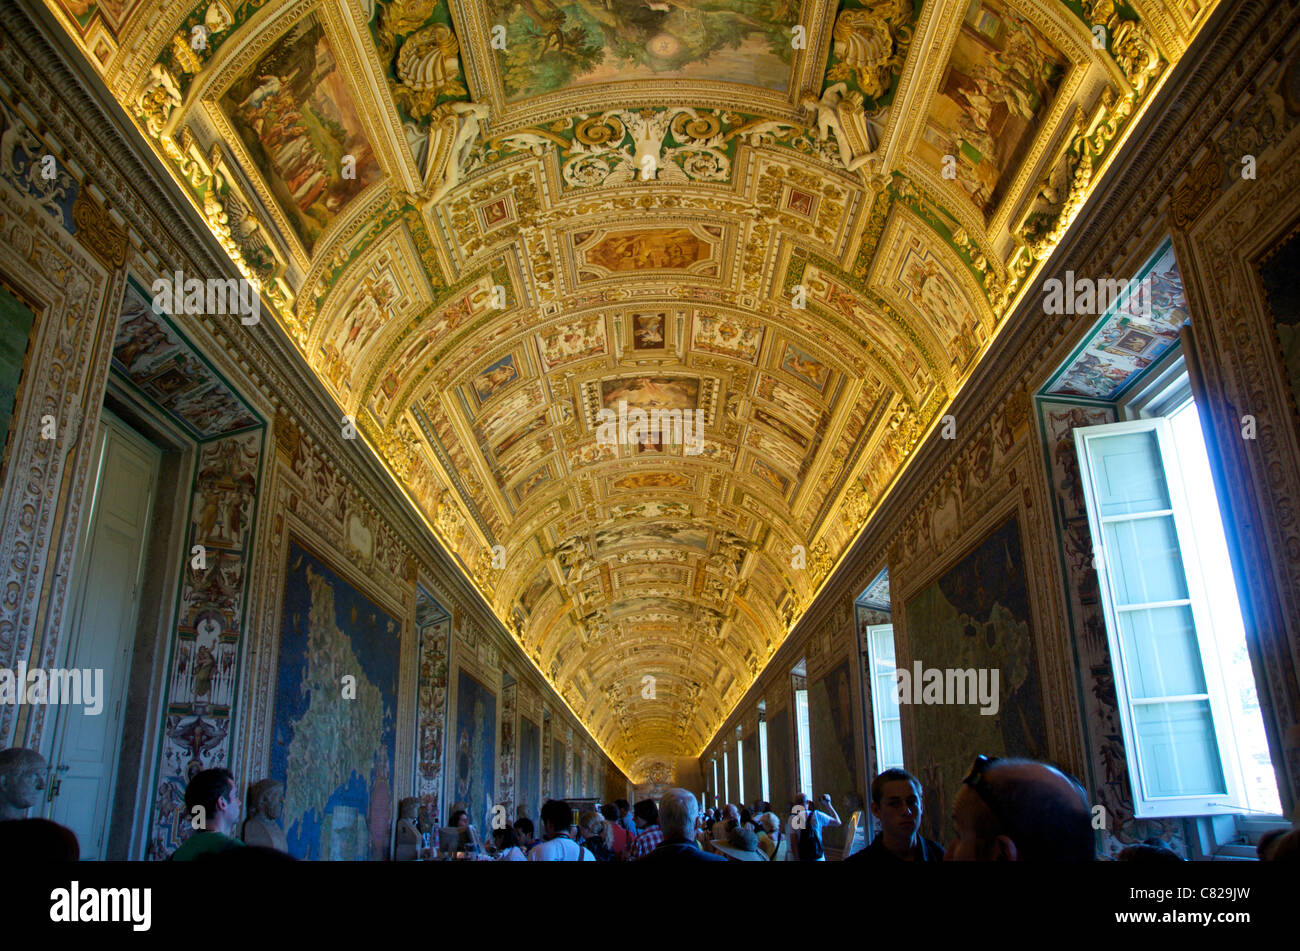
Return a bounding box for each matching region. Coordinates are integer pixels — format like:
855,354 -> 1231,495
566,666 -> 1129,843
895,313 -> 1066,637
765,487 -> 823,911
45,409 -> 160,859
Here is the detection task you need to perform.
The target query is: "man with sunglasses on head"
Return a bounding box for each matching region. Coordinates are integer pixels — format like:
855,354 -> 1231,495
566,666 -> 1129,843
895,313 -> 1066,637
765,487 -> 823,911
945,755 -> 1095,862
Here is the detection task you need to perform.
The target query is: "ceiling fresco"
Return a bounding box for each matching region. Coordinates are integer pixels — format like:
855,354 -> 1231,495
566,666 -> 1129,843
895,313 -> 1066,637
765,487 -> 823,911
46,0 -> 1217,779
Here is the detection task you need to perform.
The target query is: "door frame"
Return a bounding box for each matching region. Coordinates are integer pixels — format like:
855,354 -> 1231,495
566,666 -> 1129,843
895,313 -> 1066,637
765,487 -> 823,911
43,381 -> 196,858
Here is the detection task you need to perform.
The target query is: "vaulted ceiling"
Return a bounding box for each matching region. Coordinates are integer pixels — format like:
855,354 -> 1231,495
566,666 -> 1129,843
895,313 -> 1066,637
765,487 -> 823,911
48,0 -> 1214,780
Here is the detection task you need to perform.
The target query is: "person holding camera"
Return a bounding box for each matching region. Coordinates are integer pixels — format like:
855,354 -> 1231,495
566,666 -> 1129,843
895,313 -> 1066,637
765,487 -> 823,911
787,792 -> 840,862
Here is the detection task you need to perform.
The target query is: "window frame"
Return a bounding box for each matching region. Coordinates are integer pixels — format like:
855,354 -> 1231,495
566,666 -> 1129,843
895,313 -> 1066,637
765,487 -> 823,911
865,623 -> 905,772
1074,414 -> 1249,817
794,687 -> 812,796
736,728 -> 745,805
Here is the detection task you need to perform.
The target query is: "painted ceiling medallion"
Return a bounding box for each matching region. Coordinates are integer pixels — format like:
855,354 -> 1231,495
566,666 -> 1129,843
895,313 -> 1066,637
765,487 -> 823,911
43,0 -> 1210,780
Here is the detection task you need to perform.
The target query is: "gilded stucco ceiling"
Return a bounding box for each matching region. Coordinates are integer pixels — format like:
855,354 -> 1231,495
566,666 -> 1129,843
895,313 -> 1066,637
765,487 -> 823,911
47,0 -> 1215,780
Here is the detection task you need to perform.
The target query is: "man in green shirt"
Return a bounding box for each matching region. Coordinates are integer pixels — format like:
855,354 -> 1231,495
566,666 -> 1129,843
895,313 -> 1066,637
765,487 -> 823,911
170,768 -> 246,861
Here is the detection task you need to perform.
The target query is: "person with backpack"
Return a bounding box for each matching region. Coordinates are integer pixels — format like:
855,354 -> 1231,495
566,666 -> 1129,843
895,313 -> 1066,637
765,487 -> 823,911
788,792 -> 840,861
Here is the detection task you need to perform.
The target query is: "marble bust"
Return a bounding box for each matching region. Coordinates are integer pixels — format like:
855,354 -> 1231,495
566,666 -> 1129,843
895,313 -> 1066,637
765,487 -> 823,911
242,778 -> 287,851
395,797 -> 421,861
0,748 -> 46,821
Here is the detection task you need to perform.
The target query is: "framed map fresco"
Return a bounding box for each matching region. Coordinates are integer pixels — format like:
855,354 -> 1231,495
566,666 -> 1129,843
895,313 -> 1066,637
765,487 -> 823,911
553,739 -> 566,799
270,540 -> 400,860
518,716 -> 540,819
767,706 -> 791,810
453,669 -> 497,840
903,514 -> 1047,840
809,659 -> 858,848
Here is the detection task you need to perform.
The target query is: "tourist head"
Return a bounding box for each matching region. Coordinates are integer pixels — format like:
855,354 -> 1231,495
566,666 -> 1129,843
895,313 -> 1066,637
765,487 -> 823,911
184,767 -> 240,835
946,756 -> 1095,862
513,817 -> 535,847
727,825 -> 760,855
579,810 -> 611,849
1266,829 -> 1300,862
0,748 -> 46,819
871,768 -> 923,843
600,802 -> 619,823
759,812 -> 779,836
616,798 -> 631,817
449,809 -> 468,829
492,824 -> 519,851
658,788 -> 699,842
0,817 -> 79,859
633,798 -> 659,830
1117,839 -> 1183,862
540,799 -> 573,838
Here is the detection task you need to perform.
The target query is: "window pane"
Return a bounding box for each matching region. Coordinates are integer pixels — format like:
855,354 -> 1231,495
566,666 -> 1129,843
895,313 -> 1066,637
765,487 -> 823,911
1134,701 -> 1227,797
1104,516 -> 1189,604
1120,605 -> 1207,699
879,718 -> 903,769
1090,430 -> 1172,516
877,673 -> 900,715
871,628 -> 895,664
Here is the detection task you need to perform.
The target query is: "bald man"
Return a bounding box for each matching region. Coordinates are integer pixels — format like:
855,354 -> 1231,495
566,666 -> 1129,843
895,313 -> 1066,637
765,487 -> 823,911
945,756 -> 1095,862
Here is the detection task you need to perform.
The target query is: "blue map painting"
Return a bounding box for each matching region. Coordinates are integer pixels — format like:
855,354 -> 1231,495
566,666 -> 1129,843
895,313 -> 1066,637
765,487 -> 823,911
518,716 -> 540,820
453,669 -> 496,839
270,540 -> 399,860
553,739 -> 566,799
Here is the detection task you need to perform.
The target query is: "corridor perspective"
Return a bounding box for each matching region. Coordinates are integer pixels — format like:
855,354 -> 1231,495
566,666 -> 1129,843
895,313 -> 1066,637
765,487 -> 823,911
0,0 -> 1296,925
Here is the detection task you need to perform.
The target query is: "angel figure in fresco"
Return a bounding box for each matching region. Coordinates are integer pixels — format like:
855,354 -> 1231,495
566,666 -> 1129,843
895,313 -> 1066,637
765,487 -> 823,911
800,83 -> 876,172
426,101 -> 491,205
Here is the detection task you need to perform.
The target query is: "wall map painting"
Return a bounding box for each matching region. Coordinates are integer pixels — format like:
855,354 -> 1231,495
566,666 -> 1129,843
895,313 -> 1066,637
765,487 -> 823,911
518,715 -> 541,819
270,541 -> 399,860
453,669 -> 497,842
904,514 -> 1046,842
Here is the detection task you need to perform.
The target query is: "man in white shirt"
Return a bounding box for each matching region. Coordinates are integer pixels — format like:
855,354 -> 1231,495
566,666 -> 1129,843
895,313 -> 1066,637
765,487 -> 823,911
786,792 -> 840,861
527,799 -> 592,861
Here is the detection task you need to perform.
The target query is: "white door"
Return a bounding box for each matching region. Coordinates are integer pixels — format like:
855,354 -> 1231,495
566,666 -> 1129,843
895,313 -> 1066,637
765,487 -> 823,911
47,411 -> 160,858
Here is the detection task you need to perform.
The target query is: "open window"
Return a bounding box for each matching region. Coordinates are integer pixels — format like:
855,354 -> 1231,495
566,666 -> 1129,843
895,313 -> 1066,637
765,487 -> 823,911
1074,369 -> 1281,819
735,724 -> 745,804
856,571 -> 904,773
793,659 -> 812,795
